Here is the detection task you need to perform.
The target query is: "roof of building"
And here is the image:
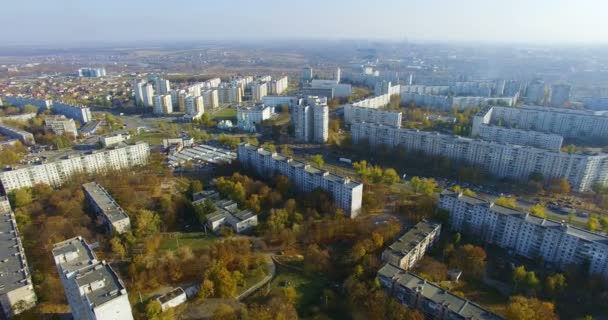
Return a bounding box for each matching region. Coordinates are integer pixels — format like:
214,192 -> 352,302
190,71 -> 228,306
0,212 -> 34,294
377,263 -> 403,280
157,287 -> 186,304
395,272 -> 503,320
82,182 -> 129,223
385,220 -> 441,258
74,261 -> 128,308
52,236 -> 97,273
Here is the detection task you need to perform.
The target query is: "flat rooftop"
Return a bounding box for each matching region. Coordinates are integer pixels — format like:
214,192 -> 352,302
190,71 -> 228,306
386,220 -> 440,258
83,182 -> 129,223
0,212 -> 33,294
52,236 -> 97,273
74,261 -> 127,308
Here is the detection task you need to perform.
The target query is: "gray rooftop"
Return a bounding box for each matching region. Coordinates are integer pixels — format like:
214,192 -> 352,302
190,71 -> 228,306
83,182 -> 129,223
52,236 -> 98,273
0,212 -> 33,294
74,261 -> 127,308
385,220 -> 441,258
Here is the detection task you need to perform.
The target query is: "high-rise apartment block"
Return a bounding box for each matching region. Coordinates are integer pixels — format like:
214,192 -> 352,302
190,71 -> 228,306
153,95 -> 173,114
142,83 -> 154,108
202,89 -> 219,109
269,76 -> 289,95
440,190 -> 608,281
78,67 -> 106,77
185,95 -> 204,117
251,82 -> 268,102
53,237 -> 133,320
0,197 -> 37,318
44,115 -> 78,136
0,142 -> 149,193
525,80 -> 546,105
218,84 -> 242,104
351,122 -> 608,192
292,96 -> 328,143
344,105 -> 402,128
83,182 -> 131,234
238,144 -> 363,217
550,84 -> 571,108
472,123 -> 564,151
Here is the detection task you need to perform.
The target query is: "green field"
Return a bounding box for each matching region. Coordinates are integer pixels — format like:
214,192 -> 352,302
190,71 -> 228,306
159,232 -> 218,251
129,131 -> 168,145
212,107 -> 237,120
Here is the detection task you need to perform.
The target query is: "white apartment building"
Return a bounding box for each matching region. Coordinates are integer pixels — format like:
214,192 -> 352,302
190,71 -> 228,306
100,132 -> 130,147
83,182 -> 131,234
374,81 -> 401,96
292,96 -> 328,143
237,104 -> 272,131
344,104 -> 402,128
153,95 -> 173,114
202,89 -> 219,109
352,92 -> 393,109
133,80 -> 145,107
218,84 -> 242,104
251,82 -> 268,102
475,105 -> 608,140
2,96 -> 53,110
262,96 -> 297,108
0,142 -> 149,193
185,95 -> 204,117
309,80 -> 352,98
381,220 -> 441,270
473,124 -> 564,151
269,76 -> 289,95
158,79 -> 171,95
440,190 -> 608,280
0,124 -> 35,145
52,237 -> 134,320
44,115 -> 78,136
238,144 -> 363,217
142,83 -> 154,108
52,102 -> 92,123
0,197 -> 37,318
351,122 -> 608,192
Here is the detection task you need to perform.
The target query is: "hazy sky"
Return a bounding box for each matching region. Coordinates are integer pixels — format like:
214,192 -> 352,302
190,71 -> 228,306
3,0 -> 607,45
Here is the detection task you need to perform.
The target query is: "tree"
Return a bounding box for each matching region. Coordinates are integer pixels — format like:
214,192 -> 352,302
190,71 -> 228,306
189,180 -> 203,196
198,279 -> 214,300
310,154 -> 324,168
506,296 -> 558,320
544,273 -> 566,298
513,266 -> 528,291
495,197 -> 518,209
463,188 -> 476,196
145,301 -> 163,320
529,203 -> 547,218
9,188 -> 32,208
279,144 -> 293,156
205,263 -> 237,297
409,176 -> 437,196
282,286 -> 298,304
213,303 -> 237,320
449,244 -> 486,278
382,168 -> 400,184
110,237 -> 126,259
133,209 -> 161,237
261,142 -> 277,153
587,214 -> 600,232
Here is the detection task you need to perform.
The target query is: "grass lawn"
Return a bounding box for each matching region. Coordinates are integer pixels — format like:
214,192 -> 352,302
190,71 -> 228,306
159,232 -> 218,251
267,265 -> 332,317
129,131 -> 168,145
212,107 -> 237,120
449,280 -> 509,317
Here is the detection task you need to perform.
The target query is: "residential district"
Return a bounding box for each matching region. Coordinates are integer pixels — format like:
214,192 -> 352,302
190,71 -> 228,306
0,41 -> 608,320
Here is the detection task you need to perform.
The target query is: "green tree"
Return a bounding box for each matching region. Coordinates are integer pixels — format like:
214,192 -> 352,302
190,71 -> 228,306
506,296 -> 558,320
145,301 -> 163,320
588,214 -> 600,232
9,188 -> 32,208
544,273 -> 566,298
205,263 -> 237,297
310,154 -> 324,168
495,197 -> 518,209
382,168 -> 400,184
134,209 -> 161,237
213,304 -> 237,320
198,279 -> 215,300
410,176 -> 437,196
529,203 -> 547,218
110,237 -> 126,259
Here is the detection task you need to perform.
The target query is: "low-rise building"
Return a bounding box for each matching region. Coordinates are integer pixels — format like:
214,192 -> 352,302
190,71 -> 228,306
52,236 -> 134,320
44,115 -> 78,136
237,104 -> 273,132
238,144 -> 363,217
0,124 -> 35,145
381,220 -> 441,270
0,197 -> 37,318
156,287 -> 187,312
377,264 -> 502,320
82,182 -> 131,234
100,132 -> 131,147
193,191 -> 258,233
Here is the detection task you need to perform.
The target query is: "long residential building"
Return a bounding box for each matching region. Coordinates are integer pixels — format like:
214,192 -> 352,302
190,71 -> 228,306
473,124 -> 564,151
2,96 -> 52,110
0,142 -> 149,193
377,264 -> 502,320
0,197 -> 37,318
439,190 -> 608,280
83,182 -> 131,234
0,124 -> 35,145
474,105 -> 608,140
381,220 -> 441,270
400,92 -> 515,111
52,236 -> 133,320
351,122 -> 608,192
344,104 -> 402,128
238,143 -> 363,217
52,102 -> 92,123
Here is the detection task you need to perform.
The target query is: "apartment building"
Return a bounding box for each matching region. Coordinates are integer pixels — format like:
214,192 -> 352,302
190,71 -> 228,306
377,264 -> 502,320
185,95 -> 204,117
269,76 -> 289,95
237,104 -> 273,131
550,84 -> 571,108
251,82 -> 268,102
0,124 -> 35,145
52,237 -> 133,320
141,83 -> 155,108
202,89 -> 219,109
439,190 -> 608,280
238,144 -> 363,217
83,182 -> 131,234
475,105 -> 608,140
52,102 -> 92,123
374,81 -> 401,96
44,115 -> 78,136
400,92 -> 515,111
292,96 -> 328,143
78,67 -> 106,77
351,122 -> 608,192
381,220 -> 441,270
2,96 -> 52,110
0,142 -> 150,193
262,95 -> 297,108
0,113 -> 37,123
193,191 -> 258,234
472,124 -> 564,151
218,84 -> 242,104
0,197 -> 37,318
352,93 -> 393,109
99,132 -> 130,147
153,95 -> 173,114
344,104 -> 402,128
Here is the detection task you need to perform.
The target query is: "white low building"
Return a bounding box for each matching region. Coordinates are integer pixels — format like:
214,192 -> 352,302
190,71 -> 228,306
157,287 -> 187,312
237,104 -> 273,132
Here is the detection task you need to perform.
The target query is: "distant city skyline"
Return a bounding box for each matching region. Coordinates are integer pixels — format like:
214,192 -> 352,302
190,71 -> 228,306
2,0 -> 607,45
